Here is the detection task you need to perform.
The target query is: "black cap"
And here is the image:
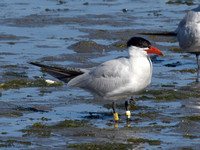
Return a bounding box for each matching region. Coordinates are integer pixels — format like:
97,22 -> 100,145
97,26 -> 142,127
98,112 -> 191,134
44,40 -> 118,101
127,37 -> 151,48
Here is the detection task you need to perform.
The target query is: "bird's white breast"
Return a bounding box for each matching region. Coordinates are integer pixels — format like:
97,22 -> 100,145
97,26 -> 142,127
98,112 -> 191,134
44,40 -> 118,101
105,56 -> 152,100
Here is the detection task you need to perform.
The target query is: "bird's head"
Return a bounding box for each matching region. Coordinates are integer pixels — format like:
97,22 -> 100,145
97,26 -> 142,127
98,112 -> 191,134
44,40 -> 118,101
127,37 -> 165,57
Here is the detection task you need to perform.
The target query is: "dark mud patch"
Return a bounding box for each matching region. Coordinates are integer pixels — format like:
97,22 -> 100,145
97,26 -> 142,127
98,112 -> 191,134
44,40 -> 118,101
164,61 -> 182,67
1,14 -> 70,27
69,40 -> 110,53
69,40 -> 128,53
1,13 -> 132,28
14,106 -> 48,113
0,140 -> 31,148
36,45 -> 60,49
0,34 -> 29,40
40,53 -> 100,68
0,52 -> 16,55
3,71 -> 28,78
79,28 -> 140,41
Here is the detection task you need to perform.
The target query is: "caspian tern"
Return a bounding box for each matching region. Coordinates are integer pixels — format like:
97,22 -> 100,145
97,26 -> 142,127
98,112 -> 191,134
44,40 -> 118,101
30,37 -> 164,121
176,5 -> 200,80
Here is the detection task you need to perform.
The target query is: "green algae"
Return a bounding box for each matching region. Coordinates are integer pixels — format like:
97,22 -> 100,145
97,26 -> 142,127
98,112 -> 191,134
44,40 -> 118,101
135,111 -> 158,119
0,65 -> 18,68
22,128 -> 51,137
179,69 -> 197,74
32,120 -> 89,129
67,143 -> 132,150
52,120 -> 89,128
22,123 -> 51,137
162,120 -> 171,124
0,79 -> 63,90
140,89 -> 200,101
22,120 -> 90,137
41,117 -> 51,121
180,116 -> 200,121
115,43 -> 126,48
0,140 -> 31,147
127,138 -> 161,145
166,0 -> 194,6
0,111 -> 23,117
1,132 -> 7,135
171,69 -> 197,74
183,133 -> 198,139
32,122 -> 47,128
169,48 -> 182,53
181,147 -> 193,150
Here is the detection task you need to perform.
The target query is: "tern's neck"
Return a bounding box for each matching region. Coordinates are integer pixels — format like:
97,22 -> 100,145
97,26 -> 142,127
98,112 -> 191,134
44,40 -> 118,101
128,46 -> 148,58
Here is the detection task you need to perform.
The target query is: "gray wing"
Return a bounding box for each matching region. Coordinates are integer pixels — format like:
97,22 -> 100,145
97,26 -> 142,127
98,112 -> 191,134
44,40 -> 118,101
68,57 -> 130,97
176,11 -> 200,49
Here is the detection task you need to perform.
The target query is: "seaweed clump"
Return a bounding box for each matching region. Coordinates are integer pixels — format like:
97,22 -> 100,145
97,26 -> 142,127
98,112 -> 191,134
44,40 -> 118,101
67,143 -> 132,150
0,79 -> 62,90
166,0 -> 194,6
127,138 -> 161,145
139,89 -> 200,101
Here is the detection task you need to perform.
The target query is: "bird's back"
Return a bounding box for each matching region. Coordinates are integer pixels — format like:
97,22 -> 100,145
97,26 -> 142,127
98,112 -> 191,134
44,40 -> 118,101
176,7 -> 200,52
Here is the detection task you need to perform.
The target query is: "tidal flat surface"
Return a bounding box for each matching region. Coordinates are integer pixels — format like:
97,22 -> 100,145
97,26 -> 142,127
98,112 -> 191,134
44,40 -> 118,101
0,0 -> 200,149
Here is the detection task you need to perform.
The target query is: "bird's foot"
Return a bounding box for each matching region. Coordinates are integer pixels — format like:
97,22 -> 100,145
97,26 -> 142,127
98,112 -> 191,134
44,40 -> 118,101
113,112 -> 119,122
112,101 -> 119,122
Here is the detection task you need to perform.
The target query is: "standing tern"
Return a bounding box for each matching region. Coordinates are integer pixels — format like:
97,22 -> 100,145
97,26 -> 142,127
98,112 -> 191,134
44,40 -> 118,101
30,37 -> 164,121
176,5 -> 200,81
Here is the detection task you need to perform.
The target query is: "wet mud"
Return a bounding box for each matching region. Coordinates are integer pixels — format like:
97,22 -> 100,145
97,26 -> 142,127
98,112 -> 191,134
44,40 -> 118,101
0,0 -> 200,149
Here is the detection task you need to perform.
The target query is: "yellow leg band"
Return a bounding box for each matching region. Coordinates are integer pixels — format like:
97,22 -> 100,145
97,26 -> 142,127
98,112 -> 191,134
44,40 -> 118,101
113,113 -> 119,121
126,111 -> 131,118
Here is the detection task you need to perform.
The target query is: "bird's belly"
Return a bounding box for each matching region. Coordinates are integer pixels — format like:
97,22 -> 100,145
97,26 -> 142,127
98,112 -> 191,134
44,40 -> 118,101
104,73 -> 151,101
178,24 -> 200,52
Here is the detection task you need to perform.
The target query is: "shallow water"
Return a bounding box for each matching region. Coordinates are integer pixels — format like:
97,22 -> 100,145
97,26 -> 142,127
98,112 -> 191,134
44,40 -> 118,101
0,0 -> 200,149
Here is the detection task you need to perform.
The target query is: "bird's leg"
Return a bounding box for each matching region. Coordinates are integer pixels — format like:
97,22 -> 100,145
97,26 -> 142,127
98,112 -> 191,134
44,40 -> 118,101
196,54 -> 200,82
112,101 -> 119,122
196,54 -> 200,70
125,100 -> 131,120
125,97 -> 136,120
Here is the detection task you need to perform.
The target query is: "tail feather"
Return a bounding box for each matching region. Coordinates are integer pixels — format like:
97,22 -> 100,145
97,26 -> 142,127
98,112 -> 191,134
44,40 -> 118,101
30,62 -> 84,83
